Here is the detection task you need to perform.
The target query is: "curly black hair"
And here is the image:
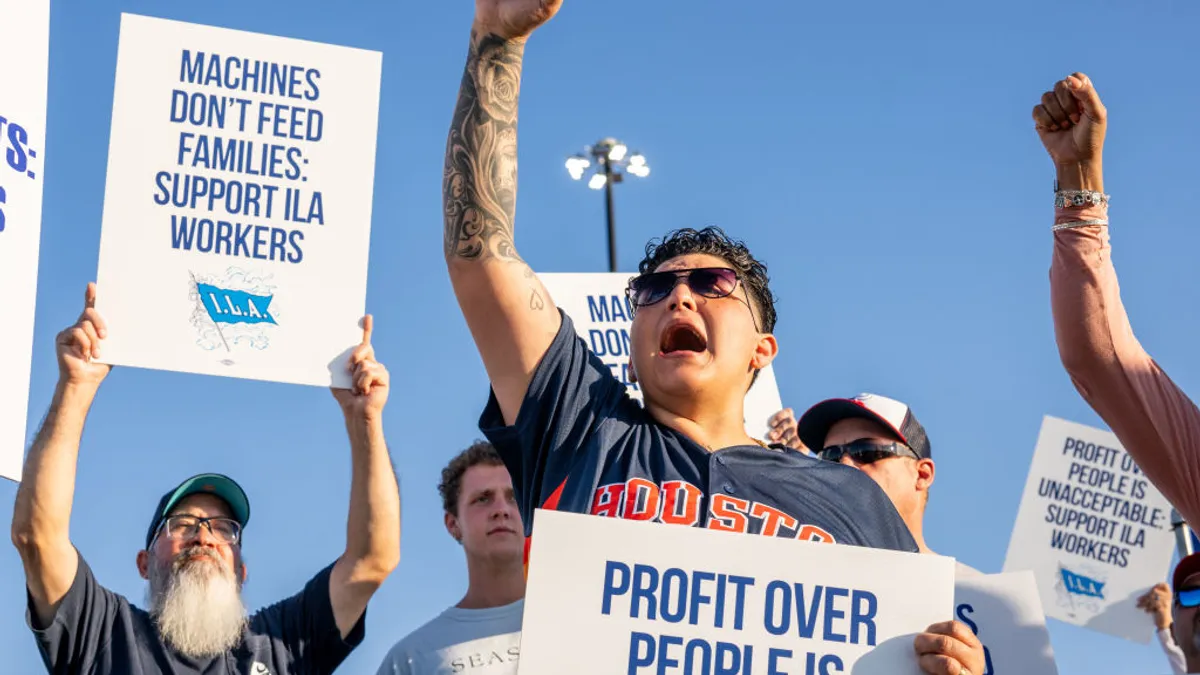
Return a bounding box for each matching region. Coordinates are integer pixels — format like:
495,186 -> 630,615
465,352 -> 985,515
637,226 -> 777,333
438,441 -> 505,515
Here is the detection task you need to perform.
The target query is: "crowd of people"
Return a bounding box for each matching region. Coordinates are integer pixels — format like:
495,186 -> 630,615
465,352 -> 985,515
9,0 -> 1200,674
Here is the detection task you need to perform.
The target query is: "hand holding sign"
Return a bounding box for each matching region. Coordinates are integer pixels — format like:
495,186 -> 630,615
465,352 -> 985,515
331,315 -> 388,420
1137,581 -> 1172,631
474,0 -> 563,41
767,407 -> 805,451
914,620 -> 984,675
55,283 -> 111,389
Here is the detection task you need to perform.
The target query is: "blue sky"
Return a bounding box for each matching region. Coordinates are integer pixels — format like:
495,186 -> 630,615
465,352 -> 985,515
3,0 -> 1199,673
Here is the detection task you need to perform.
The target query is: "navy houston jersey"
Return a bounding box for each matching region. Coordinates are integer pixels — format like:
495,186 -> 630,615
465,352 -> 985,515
480,311 -> 918,553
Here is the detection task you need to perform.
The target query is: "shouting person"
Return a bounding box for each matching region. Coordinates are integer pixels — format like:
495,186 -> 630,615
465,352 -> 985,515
441,2 -> 982,673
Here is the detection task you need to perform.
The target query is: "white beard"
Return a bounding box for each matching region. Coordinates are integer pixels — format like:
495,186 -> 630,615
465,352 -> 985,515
148,546 -> 247,659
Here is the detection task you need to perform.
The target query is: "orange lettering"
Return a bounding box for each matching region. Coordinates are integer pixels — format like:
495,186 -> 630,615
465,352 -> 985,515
590,483 -> 625,518
796,524 -> 835,543
707,494 -> 750,532
624,478 -> 661,521
751,503 -> 798,537
661,480 -> 703,526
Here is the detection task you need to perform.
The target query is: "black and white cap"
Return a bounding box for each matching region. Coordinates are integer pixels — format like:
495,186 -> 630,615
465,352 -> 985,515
795,393 -> 931,459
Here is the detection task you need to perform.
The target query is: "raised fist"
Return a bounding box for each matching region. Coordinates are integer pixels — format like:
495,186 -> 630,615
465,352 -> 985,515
1032,72 -> 1107,168
474,0 -> 563,41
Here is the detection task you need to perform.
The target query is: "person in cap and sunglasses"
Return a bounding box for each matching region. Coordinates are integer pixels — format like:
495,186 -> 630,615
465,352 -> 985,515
442,3 -> 982,673
795,393 -> 981,578
11,284 -> 401,675
1166,553 -> 1200,673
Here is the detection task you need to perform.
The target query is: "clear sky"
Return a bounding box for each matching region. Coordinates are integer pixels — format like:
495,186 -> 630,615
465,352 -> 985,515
3,1 -> 1199,673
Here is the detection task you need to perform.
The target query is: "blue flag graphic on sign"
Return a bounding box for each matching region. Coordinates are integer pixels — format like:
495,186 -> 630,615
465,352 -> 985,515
1060,567 -> 1105,599
197,283 -> 277,325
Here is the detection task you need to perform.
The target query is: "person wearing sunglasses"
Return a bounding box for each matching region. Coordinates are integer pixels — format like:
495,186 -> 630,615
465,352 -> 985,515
11,285 -> 401,675
442,4 -> 982,674
796,393 -> 981,578
1167,554 -> 1200,673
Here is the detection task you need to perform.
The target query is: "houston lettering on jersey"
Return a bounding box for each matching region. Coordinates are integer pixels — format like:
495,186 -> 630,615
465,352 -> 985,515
589,478 -> 835,542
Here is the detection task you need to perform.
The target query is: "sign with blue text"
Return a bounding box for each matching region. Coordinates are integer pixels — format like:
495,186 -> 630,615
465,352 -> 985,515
955,572 -> 1058,675
540,273 -> 785,443
520,509 -> 955,675
0,0 -> 51,482
94,14 -> 381,387
1002,416 -> 1175,643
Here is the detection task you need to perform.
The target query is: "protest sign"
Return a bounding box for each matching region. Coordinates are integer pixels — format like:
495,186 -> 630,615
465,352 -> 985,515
0,0 -> 51,482
540,273 -> 785,442
955,571 -> 1058,675
521,509 -> 955,675
94,14 -> 381,387
1002,416 -> 1175,643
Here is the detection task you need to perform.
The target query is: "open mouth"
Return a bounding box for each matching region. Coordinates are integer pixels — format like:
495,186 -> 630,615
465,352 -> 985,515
660,322 -> 708,355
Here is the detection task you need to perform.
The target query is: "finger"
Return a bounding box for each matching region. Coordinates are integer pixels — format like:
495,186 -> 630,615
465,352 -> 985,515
1032,105 -> 1058,132
1041,91 -> 1071,127
350,342 -> 375,366
80,320 -> 102,359
81,307 -> 108,339
768,408 -> 794,425
1066,72 -> 1106,121
917,653 -> 966,675
1054,79 -> 1080,125
84,282 -> 97,309
69,327 -> 92,361
922,621 -> 981,649
356,368 -> 387,396
361,314 -> 374,346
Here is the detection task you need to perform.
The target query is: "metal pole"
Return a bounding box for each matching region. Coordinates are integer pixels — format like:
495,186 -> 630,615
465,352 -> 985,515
603,159 -> 617,273
1173,509 -> 1194,558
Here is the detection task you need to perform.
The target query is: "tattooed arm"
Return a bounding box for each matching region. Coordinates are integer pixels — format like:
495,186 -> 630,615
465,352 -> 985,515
444,0 -> 563,426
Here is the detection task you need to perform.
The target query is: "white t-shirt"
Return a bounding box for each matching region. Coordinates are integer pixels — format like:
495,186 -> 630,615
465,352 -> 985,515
376,600 -> 524,675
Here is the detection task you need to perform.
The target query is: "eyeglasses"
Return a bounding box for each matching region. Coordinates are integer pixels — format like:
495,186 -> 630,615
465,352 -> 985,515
1177,588 -> 1200,608
819,440 -> 920,464
154,514 -> 242,546
626,268 -> 741,310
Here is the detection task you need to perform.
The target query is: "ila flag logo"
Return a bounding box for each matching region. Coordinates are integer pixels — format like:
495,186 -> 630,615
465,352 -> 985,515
197,283 -> 276,325
1059,566 -> 1105,599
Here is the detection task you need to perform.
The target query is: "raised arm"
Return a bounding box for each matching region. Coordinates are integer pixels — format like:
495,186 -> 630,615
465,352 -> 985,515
1036,73 -> 1200,526
329,315 -> 401,638
443,0 -> 564,425
11,283 -> 110,627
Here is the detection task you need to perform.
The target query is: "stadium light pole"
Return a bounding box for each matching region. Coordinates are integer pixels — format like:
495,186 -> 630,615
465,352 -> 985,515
565,138 -> 650,272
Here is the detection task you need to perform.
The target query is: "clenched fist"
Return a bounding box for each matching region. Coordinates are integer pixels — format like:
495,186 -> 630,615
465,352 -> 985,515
1032,72 -> 1107,190
474,0 -> 562,41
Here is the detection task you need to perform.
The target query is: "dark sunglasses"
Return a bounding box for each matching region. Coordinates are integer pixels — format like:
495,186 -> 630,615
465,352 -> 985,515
819,440 -> 921,464
1177,588 -> 1200,608
626,267 -> 741,310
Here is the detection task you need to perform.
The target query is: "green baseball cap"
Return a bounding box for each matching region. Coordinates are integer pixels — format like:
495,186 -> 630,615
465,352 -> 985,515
145,473 -> 250,550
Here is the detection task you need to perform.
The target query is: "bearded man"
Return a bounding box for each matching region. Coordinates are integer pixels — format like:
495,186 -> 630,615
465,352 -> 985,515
11,283 -> 401,674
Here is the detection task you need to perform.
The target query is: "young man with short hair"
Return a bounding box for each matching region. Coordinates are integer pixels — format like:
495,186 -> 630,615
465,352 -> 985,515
376,442 -> 524,674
